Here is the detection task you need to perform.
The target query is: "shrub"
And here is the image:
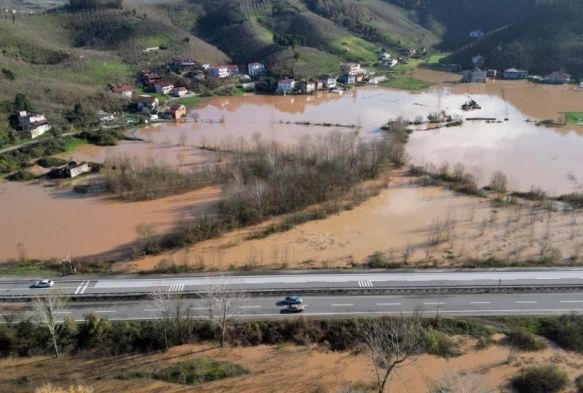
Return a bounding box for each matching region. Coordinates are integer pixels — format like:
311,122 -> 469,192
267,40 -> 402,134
37,156 -> 68,168
558,193 -> 583,208
423,328 -> 460,358
507,328 -> 546,351
576,374 -> 583,393
154,358 -> 248,385
511,365 -> 567,393
540,314 -> 583,352
7,169 -> 36,181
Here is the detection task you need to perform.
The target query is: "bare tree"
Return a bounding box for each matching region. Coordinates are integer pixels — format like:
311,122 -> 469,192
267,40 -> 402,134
148,288 -> 182,350
31,292 -> 69,357
198,275 -> 240,348
359,313 -> 423,393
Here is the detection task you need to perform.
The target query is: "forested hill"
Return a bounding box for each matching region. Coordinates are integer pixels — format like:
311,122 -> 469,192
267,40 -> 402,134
387,0 -> 583,75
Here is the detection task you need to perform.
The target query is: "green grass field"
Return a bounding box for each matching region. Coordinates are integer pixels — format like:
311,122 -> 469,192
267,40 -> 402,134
565,112 -> 583,124
175,96 -> 202,106
381,76 -> 432,91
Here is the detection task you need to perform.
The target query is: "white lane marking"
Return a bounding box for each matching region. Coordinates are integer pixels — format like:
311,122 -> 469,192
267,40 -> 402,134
80,281 -> 90,294
94,310 -> 117,313
423,302 -> 446,306
560,300 -> 583,303
168,283 -> 185,293
190,307 -> 208,310
331,304 -> 354,307
515,301 -> 538,304
55,311 -> 71,314
358,280 -> 374,288
144,308 -> 163,312
74,281 -> 87,295
239,305 -> 261,309
376,303 -> 401,306
470,302 -> 492,304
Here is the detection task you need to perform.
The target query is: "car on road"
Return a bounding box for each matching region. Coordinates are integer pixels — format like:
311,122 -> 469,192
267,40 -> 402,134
280,295 -> 303,305
282,304 -> 305,313
32,279 -> 54,288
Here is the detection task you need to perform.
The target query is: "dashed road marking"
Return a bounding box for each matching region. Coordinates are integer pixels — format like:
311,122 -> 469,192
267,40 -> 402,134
376,303 -> 401,306
239,305 -> 261,309
358,280 -> 374,288
423,302 -> 446,306
144,308 -> 163,312
331,303 -> 354,307
560,300 -> 583,303
168,283 -> 185,293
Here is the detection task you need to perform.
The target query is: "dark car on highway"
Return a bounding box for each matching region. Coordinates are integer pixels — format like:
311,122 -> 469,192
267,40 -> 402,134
280,295 -> 303,305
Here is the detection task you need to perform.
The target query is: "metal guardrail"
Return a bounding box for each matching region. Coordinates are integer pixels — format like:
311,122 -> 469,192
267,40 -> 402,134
2,284 -> 583,302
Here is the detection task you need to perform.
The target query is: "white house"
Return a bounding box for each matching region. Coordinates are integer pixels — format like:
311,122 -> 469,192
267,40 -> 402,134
136,95 -> 159,111
18,111 -> 51,139
109,84 -> 134,99
154,81 -> 174,95
318,75 -> 337,89
277,78 -> 296,94
342,62 -> 362,76
247,62 -> 266,78
208,65 -> 229,78
172,87 -> 188,97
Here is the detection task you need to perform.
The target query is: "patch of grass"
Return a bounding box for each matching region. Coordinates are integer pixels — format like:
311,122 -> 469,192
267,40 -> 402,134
423,328 -> 461,358
154,358 -> 248,385
334,36 -> 377,62
507,328 -> 546,351
540,314 -> 583,353
63,136 -> 87,152
565,112 -> 583,124
425,53 -> 450,65
37,156 -> 68,168
381,76 -> 432,90
576,374 -> 583,393
174,96 -> 202,106
0,261 -> 61,276
557,193 -> 583,208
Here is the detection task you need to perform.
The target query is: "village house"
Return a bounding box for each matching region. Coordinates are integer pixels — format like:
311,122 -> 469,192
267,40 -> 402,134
487,69 -> 498,78
248,62 -> 266,78
318,75 -> 337,89
48,161 -> 91,179
342,62 -> 362,76
172,87 -> 188,97
299,80 -> 316,94
544,72 -> 571,85
461,68 -> 487,83
17,111 -> 51,139
277,78 -> 296,94
382,58 -> 399,68
97,110 -> 114,123
154,81 -> 174,95
503,68 -> 529,80
136,95 -> 159,112
208,65 -> 229,78
165,104 -> 187,120
472,55 -> 486,66
378,51 -> 391,61
226,65 -> 239,77
171,57 -> 196,68
338,74 -> 356,84
108,84 -> 134,98
469,29 -> 484,39
141,71 -> 161,86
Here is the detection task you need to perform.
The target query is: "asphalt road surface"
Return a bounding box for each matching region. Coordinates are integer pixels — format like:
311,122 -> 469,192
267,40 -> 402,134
3,293 -> 583,322
3,269 -> 583,298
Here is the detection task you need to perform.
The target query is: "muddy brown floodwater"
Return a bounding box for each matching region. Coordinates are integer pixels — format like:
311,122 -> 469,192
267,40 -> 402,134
1,80 -> 583,262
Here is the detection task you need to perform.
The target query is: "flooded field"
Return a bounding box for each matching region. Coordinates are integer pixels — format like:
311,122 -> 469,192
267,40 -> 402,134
127,180 -> 583,273
2,80 -> 583,263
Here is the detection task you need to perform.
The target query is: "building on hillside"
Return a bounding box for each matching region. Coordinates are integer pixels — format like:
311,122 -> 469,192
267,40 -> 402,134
226,65 -> 239,77
461,68 -> 487,83
378,51 -> 391,61
17,111 -> 51,139
277,78 -> 296,94
97,110 -> 114,123
342,62 -> 362,76
172,87 -> 188,97
472,55 -> 486,66
486,69 -> 498,78
502,68 -> 528,80
208,65 -> 229,78
382,58 -> 399,68
154,81 -> 174,95
318,75 -> 337,89
338,74 -> 356,84
136,95 -> 159,111
298,80 -> 316,94
108,84 -> 134,98
171,57 -> 196,67
48,161 -> 91,179
247,62 -> 266,78
166,104 -> 187,120
544,72 -> 571,85
469,29 -> 484,39
141,71 -> 161,86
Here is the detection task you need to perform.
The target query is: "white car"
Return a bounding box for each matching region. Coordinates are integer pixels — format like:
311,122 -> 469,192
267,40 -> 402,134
33,279 -> 54,288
